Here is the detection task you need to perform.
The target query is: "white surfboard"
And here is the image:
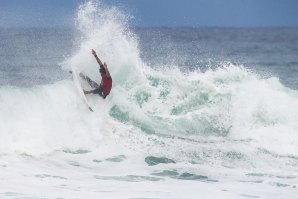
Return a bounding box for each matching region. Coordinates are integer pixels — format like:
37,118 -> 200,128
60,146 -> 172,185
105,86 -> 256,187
71,67 -> 94,112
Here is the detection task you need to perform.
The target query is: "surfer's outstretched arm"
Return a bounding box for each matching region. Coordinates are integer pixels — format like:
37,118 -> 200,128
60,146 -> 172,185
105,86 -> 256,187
92,49 -> 103,66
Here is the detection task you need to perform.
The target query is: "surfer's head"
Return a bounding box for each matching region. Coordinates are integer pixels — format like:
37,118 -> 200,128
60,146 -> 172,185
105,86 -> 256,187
100,65 -> 106,76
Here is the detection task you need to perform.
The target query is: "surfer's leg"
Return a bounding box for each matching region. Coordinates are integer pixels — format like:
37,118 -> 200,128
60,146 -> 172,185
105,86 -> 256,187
86,77 -> 100,88
97,87 -> 106,99
84,86 -> 105,99
79,73 -> 100,88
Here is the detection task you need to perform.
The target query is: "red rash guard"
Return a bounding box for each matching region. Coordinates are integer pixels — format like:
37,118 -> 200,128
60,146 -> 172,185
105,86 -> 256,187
101,76 -> 112,97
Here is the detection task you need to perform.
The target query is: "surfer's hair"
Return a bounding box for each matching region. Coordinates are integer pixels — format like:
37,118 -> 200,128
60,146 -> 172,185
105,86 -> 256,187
100,65 -> 106,74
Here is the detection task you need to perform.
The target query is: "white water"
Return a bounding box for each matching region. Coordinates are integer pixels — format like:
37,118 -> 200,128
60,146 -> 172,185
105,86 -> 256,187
0,1 -> 298,198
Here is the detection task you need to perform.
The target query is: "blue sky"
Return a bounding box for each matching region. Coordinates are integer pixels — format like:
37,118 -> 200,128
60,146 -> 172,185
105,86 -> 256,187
0,0 -> 297,27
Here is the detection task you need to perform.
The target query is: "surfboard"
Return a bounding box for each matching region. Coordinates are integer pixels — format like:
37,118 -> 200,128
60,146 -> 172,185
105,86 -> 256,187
71,67 -> 94,112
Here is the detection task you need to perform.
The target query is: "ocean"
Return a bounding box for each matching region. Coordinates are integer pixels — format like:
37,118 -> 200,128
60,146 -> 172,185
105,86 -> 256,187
0,1 -> 298,199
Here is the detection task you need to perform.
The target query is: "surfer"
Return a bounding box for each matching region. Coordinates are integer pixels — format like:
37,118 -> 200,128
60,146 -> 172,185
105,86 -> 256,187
80,49 -> 112,99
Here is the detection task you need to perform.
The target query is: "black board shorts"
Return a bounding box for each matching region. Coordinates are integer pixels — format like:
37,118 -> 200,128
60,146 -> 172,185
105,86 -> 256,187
91,86 -> 106,99
79,73 -> 106,99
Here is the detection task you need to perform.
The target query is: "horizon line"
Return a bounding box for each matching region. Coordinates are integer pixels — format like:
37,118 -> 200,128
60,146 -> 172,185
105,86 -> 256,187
1,25 -> 298,29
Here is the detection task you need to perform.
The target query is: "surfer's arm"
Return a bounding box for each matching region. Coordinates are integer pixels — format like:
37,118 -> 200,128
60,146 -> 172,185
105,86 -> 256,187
103,63 -> 111,79
92,49 -> 103,66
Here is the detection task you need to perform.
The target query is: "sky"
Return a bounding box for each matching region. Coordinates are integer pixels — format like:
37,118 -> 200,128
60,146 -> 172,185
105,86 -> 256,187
0,0 -> 297,27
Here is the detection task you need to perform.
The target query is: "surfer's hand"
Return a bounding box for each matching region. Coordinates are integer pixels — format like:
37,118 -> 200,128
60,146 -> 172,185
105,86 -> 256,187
92,49 -> 97,56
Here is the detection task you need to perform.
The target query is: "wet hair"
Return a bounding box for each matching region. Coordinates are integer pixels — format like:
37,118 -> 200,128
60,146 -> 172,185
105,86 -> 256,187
99,65 -> 106,74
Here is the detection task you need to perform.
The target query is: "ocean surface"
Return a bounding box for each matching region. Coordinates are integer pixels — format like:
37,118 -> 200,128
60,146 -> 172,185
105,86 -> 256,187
1,2 -> 298,199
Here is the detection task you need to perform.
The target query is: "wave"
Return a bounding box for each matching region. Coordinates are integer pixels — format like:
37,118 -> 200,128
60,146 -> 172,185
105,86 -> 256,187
0,1 -> 298,169
0,81 -> 104,154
